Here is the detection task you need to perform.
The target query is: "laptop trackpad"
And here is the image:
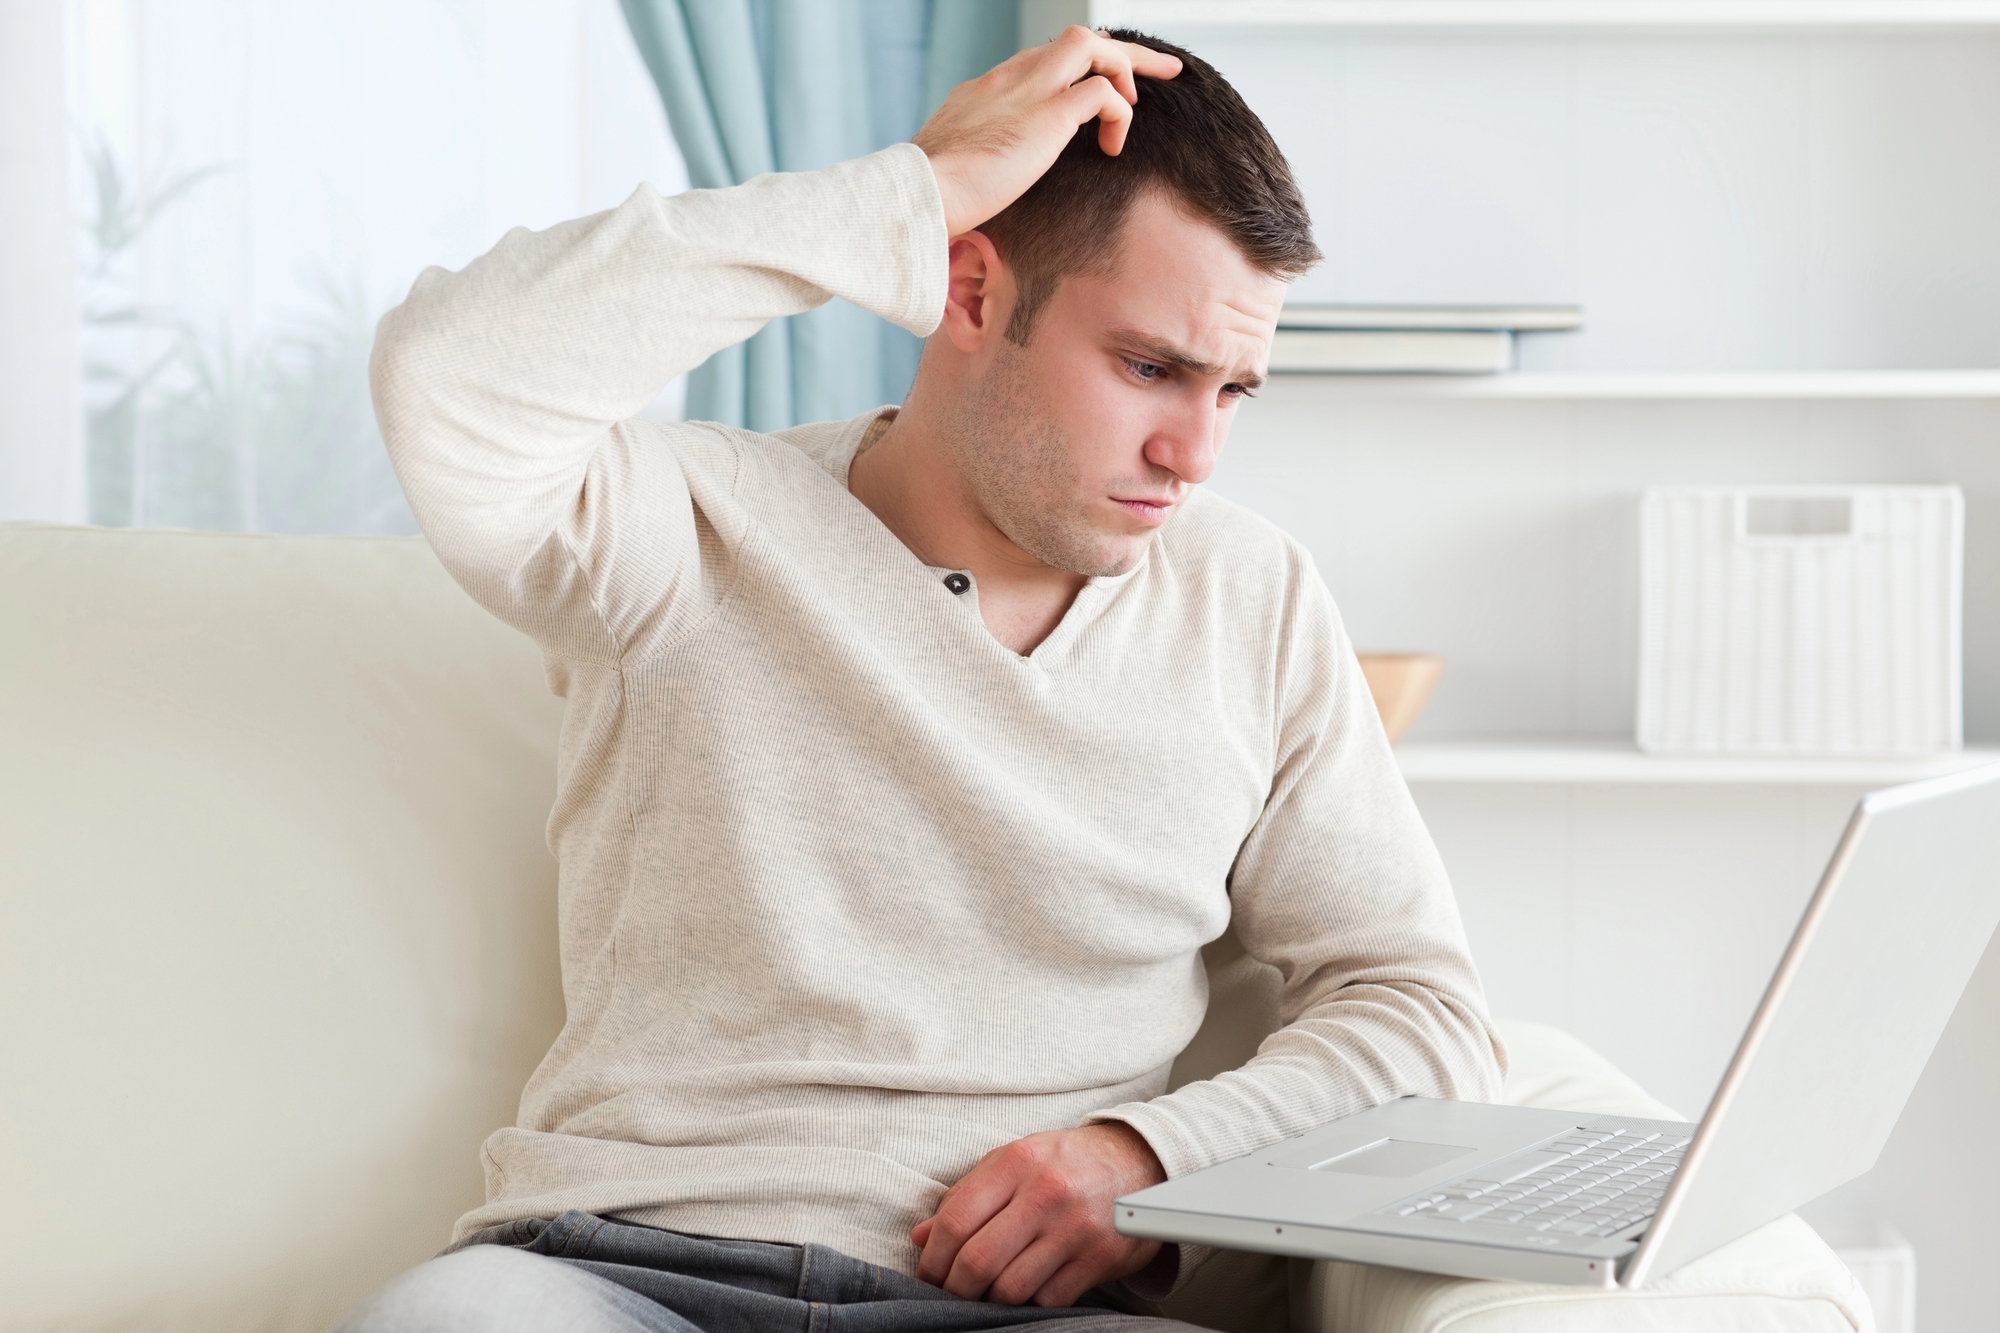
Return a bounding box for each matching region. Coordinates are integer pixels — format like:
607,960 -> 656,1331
1309,1139 -> 1479,1177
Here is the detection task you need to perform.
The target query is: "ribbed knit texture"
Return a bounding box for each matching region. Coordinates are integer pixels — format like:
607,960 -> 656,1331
370,143 -> 1504,1284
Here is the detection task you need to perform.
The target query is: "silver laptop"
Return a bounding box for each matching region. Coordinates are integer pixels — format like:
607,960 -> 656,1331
1116,762 -> 2000,1288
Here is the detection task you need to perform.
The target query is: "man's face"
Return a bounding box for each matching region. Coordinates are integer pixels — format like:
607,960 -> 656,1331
948,192 -> 1287,578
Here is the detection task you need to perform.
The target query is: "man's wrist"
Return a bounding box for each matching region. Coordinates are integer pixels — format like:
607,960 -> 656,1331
1090,1119 -> 1167,1191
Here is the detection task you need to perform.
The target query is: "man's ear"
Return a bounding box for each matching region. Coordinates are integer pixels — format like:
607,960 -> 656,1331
940,231 -> 1013,354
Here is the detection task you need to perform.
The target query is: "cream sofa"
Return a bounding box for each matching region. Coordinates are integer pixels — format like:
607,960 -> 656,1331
0,526 -> 1870,1332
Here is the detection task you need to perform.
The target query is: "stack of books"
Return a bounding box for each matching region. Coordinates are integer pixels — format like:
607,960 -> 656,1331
1272,305 -> 1583,375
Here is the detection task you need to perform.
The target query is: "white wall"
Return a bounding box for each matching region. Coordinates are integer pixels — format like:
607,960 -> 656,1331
1172,22 -> 2000,1333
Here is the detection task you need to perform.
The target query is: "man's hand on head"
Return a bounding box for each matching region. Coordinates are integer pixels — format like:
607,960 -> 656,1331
910,1121 -> 1169,1307
912,27 -> 1182,238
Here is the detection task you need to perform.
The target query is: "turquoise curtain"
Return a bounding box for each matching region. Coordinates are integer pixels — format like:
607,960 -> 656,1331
619,0 -> 1019,431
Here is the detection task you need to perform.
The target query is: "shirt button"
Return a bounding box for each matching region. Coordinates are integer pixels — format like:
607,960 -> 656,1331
943,573 -> 971,595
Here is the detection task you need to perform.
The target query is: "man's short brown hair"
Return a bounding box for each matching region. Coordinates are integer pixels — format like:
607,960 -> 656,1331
980,30 -> 1320,345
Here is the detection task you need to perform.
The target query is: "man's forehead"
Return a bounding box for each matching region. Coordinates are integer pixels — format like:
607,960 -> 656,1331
1085,258 -> 1284,384
1101,191 -> 1290,318
1066,263 -> 1280,340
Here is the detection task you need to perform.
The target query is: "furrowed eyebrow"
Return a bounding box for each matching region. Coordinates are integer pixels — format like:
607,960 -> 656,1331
1109,326 -> 1267,391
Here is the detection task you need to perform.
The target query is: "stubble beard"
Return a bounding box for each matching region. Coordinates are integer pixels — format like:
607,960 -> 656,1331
944,341 -> 1147,579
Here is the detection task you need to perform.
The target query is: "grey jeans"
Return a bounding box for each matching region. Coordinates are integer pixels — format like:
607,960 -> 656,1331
332,1210 -> 1207,1333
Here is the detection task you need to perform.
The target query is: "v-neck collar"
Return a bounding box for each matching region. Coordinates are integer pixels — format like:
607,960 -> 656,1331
817,407 -> 1152,669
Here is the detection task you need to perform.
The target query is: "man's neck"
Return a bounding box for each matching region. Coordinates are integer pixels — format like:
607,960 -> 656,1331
848,406 -> 1087,656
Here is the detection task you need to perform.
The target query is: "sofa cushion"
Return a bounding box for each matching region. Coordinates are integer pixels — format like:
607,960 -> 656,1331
0,527 -> 566,1333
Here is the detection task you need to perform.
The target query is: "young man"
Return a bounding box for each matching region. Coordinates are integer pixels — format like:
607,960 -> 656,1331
342,28 -> 1502,1333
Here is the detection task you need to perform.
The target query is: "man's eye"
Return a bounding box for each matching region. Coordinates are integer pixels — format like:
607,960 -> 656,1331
1222,382 -> 1253,399
1126,359 -> 1166,381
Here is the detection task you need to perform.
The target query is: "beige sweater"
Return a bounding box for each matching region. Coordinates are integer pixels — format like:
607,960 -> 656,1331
371,142 -> 1503,1279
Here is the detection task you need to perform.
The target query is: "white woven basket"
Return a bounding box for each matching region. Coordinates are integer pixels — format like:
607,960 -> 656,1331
1638,485 -> 1963,755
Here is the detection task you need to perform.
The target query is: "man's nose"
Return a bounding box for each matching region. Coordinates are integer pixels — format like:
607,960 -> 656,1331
1144,401 -> 1221,487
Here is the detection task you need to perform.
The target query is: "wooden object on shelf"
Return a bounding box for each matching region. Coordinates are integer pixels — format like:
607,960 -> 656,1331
1357,653 -> 1444,742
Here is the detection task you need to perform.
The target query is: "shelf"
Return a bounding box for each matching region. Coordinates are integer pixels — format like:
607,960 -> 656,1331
1100,1 -> 2000,28
1264,370 -> 2000,399
1395,737 -> 2000,784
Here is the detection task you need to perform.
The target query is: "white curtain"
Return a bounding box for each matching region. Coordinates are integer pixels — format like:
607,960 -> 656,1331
45,0 -> 688,534
1,0 -> 84,524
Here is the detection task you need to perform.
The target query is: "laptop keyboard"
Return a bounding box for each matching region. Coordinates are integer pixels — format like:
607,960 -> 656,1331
1375,1126 -> 1692,1241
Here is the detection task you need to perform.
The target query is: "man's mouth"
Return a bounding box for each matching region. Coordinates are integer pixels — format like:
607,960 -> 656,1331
1112,496 -> 1174,525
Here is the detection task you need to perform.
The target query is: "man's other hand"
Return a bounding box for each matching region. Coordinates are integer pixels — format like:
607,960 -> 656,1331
910,1121 -> 1169,1307
913,26 -> 1182,238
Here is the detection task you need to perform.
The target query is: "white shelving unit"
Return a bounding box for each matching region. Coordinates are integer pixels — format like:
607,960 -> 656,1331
1395,738 -> 2000,784
1093,1 -> 2000,28
1173,14 -> 2000,772
1264,370 -> 2000,399
1122,13 -> 2000,1320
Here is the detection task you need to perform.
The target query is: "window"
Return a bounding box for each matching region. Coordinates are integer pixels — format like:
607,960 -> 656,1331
59,0 -> 688,534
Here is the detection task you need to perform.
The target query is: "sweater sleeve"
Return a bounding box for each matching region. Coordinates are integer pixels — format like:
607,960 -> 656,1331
1089,552 -> 1507,1185
369,143 -> 948,660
